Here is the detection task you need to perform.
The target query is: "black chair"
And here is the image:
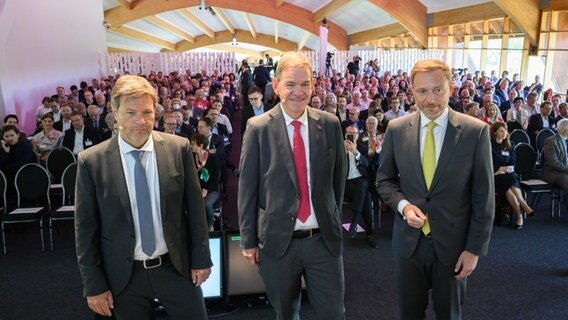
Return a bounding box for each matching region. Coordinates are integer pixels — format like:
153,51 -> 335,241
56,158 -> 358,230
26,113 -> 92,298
506,121 -> 522,133
45,147 -> 75,190
514,143 -> 560,217
49,163 -> 77,251
509,129 -> 530,147
536,128 -> 555,156
0,171 -> 7,217
1,163 -> 51,254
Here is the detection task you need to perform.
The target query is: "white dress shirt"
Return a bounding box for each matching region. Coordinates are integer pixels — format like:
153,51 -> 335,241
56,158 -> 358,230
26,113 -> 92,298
281,105 -> 319,230
397,107 -> 449,215
118,134 -> 168,260
73,127 -> 84,155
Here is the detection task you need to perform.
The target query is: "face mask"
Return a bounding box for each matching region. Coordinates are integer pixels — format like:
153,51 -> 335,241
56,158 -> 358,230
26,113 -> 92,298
172,103 -> 181,110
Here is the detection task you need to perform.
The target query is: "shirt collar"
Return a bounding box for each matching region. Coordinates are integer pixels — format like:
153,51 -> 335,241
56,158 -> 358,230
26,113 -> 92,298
281,105 -> 308,127
419,106 -> 449,129
118,132 -> 154,155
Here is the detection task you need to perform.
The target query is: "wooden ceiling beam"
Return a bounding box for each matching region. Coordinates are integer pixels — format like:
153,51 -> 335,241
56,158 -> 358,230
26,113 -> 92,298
177,9 -> 215,38
275,0 -> 285,8
104,0 -> 348,49
493,0 -> 540,46
145,16 -> 195,43
429,2 -> 505,27
112,26 -> 176,51
210,7 -> 235,34
313,0 -> 350,23
368,0 -> 428,48
175,29 -> 302,52
243,12 -> 257,39
350,23 -> 407,44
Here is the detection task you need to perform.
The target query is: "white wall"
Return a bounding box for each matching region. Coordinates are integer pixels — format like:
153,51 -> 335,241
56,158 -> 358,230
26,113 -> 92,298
0,0 -> 107,134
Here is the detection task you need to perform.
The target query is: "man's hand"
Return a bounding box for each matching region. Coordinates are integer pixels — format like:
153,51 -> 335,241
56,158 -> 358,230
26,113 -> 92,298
242,247 -> 260,266
402,203 -> 427,229
454,250 -> 479,280
191,268 -> 212,286
344,140 -> 357,153
201,189 -> 208,198
87,290 -> 114,317
1,140 -> 9,153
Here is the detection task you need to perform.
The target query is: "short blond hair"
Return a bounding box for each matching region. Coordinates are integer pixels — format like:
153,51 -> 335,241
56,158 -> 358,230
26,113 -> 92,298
410,59 -> 451,85
111,75 -> 158,111
274,52 -> 312,81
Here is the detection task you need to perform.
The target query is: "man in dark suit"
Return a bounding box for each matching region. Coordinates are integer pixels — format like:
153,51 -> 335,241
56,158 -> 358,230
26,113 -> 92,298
543,119 -> 568,210
62,112 -> 101,155
75,75 -> 212,319
377,60 -> 494,320
253,59 -> 271,96
241,86 -> 273,136
527,101 -> 556,147
238,52 -> 347,319
341,106 -> 364,134
53,105 -> 73,133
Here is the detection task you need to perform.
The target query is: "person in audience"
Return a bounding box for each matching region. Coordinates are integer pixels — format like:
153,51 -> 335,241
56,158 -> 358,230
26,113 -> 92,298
543,118 -> 568,212
481,103 -> 504,125
506,97 -> 530,130
3,114 -> 28,141
32,113 -> 64,163
36,97 -> 52,124
494,79 -> 509,104
344,125 -> 377,248
556,102 -> 568,123
377,59 -> 494,320
48,98 -> 62,122
522,92 -> 540,116
62,112 -> 101,155
194,89 -> 209,110
238,52 -> 347,320
358,115 -> 382,215
54,104 -> 73,133
464,101 -> 481,118
324,103 -> 337,115
360,100 -> 381,121
524,75 -> 544,100
336,94 -> 348,122
209,99 -> 233,135
0,125 -> 34,209
153,104 -> 165,131
190,133 -> 220,232
75,75 -> 211,319
490,122 -> 534,229
82,90 -> 96,107
253,59 -> 271,96
384,97 -> 408,120
103,113 -> 117,140
551,94 -> 563,117
85,104 -> 108,132
342,106 -> 364,133
171,110 -> 193,138
346,90 -> 364,111
527,101 -> 556,147
499,89 -> 517,114
242,86 -> 273,136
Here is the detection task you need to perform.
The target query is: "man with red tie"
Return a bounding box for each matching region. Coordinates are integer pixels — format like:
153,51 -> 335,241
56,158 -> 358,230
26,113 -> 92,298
238,52 -> 347,320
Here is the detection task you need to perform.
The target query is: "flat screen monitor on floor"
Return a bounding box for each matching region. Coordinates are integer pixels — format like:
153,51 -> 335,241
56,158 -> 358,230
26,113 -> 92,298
226,231 -> 305,296
201,232 -> 223,299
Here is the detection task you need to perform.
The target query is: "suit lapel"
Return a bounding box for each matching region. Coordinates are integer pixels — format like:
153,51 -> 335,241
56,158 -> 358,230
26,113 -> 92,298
429,109 -> 461,193
106,136 -> 134,225
269,105 -> 298,190
406,113 -> 425,190
153,132 -> 169,222
307,108 -> 323,189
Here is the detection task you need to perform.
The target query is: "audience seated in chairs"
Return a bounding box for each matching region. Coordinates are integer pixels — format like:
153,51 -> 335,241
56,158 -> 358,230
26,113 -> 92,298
0,125 -> 34,209
344,125 -> 377,248
481,103 -> 504,125
190,133 -> 220,232
506,97 -> 530,130
542,118 -> 568,211
32,113 -> 64,164
490,122 -> 534,229
62,112 -> 101,155
3,114 -> 28,143
527,101 -> 556,147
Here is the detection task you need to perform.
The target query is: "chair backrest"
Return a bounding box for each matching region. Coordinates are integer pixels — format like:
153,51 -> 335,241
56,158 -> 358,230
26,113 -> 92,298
61,163 -> 77,205
506,121 -> 522,133
536,128 -> 555,153
45,147 -> 76,184
14,163 -> 51,209
514,143 -> 537,180
509,129 -> 530,147
0,170 -> 7,212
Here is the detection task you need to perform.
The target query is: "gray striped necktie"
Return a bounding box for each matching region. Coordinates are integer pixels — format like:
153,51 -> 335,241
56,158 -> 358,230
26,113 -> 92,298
131,150 -> 156,257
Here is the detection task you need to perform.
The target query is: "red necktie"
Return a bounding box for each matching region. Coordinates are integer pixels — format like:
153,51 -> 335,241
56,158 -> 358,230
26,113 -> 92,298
291,120 -> 310,223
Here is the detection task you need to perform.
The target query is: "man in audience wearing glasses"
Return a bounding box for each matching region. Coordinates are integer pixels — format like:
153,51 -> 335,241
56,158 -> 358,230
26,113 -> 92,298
241,86 -> 273,136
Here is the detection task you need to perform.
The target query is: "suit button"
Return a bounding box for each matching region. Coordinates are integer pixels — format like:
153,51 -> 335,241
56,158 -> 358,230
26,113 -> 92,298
290,216 -> 296,221
426,197 -> 431,202
296,193 -> 300,199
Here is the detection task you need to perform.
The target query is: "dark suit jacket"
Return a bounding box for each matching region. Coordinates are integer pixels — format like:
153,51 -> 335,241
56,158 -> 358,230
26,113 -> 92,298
54,119 -> 72,132
253,65 -> 270,88
62,126 -> 101,152
75,132 -> 212,297
543,134 -> 568,183
238,105 -> 347,258
527,114 -> 556,146
241,103 -> 274,136
377,108 -> 494,265
341,119 -> 365,134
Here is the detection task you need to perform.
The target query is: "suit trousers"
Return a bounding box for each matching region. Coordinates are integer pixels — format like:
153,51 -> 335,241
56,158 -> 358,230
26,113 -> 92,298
394,234 -> 467,320
345,177 -> 373,235
546,173 -> 568,210
112,256 -> 207,320
259,233 -> 345,320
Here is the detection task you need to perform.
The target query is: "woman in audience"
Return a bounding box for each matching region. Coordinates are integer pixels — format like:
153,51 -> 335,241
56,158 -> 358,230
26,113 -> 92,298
490,122 -> 534,229
482,103 -> 504,125
190,133 -> 220,232
32,113 -> 63,164
325,92 -> 337,106
398,79 -> 409,93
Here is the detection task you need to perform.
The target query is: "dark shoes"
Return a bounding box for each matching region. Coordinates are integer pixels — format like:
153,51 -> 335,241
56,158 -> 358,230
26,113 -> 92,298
366,235 -> 378,248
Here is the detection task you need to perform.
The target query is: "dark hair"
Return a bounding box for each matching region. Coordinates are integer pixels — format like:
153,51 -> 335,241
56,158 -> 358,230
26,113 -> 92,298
2,124 -> 19,136
513,97 -> 524,103
40,113 -> 55,121
198,117 -> 213,128
4,114 -> 18,124
190,133 -> 209,148
490,121 -> 511,150
247,86 -> 262,96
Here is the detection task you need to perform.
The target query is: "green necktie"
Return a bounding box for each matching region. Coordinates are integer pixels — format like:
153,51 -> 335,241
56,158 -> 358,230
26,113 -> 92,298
421,121 -> 436,235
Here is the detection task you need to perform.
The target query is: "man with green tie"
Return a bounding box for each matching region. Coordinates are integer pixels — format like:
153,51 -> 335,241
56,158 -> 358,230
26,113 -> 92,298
377,59 -> 495,320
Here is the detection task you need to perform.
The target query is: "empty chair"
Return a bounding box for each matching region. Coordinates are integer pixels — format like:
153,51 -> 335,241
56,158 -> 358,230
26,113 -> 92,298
45,147 -> 75,189
49,163 -> 77,251
514,143 -> 560,217
509,129 -> 530,147
1,163 -> 51,254
0,171 -> 6,216
536,128 -> 555,155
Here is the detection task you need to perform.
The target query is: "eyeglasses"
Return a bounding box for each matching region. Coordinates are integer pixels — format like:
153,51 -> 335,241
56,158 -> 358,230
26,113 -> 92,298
248,96 -> 261,101
165,122 -> 177,125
